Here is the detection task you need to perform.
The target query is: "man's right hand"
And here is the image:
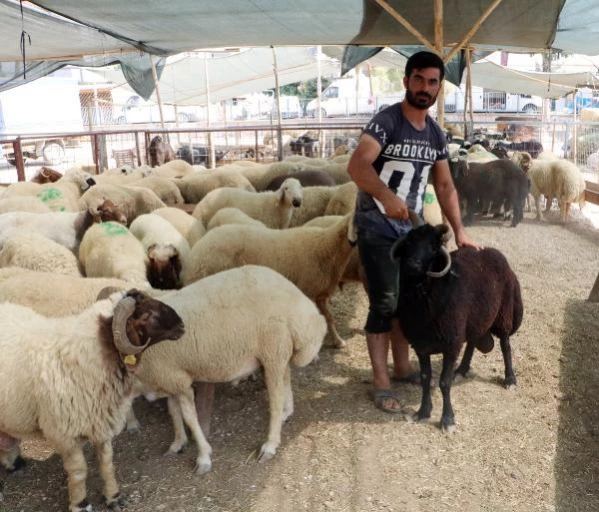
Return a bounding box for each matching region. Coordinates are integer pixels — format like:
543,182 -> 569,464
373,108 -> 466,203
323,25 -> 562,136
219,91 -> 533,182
380,191 -> 409,220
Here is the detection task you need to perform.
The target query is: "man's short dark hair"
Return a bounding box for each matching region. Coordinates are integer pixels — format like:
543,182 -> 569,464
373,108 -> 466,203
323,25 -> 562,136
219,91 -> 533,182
405,51 -> 445,82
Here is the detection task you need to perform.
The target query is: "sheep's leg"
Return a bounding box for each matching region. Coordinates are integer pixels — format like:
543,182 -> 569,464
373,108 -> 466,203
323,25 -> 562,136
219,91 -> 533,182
454,341 -> 475,381
94,440 -> 125,511
0,435 -> 25,473
166,396 -> 189,454
563,202 -> 571,223
439,353 -> 457,434
316,296 -> 346,349
259,363 -> 287,462
499,335 -> 517,389
415,353 -> 433,422
124,403 -> 141,432
282,365 -> 294,423
534,194 -> 543,220
57,442 -> 92,512
175,390 -> 212,474
544,195 -> 553,213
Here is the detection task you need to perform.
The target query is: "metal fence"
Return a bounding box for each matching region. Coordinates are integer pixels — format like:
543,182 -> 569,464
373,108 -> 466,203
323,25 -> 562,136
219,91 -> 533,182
2,118 -> 599,184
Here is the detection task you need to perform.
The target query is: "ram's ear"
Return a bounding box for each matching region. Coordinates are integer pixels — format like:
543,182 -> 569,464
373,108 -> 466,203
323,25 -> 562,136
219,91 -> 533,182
390,235 -> 407,262
434,224 -> 452,244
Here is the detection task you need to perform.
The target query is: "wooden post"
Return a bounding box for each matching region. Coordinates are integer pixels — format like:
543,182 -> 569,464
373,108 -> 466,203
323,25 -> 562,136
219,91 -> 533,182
316,45 -> 325,158
467,48 -> 474,138
134,131 -> 142,167
434,0 -> 444,128
149,55 -> 166,129
373,0 -> 436,51
12,139 -> 25,182
272,46 -> 284,162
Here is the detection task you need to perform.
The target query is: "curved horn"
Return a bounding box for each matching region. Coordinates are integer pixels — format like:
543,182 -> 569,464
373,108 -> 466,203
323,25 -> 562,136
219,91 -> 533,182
96,286 -> 125,302
408,209 -> 423,227
41,167 -> 50,178
426,246 -> 452,278
112,296 -> 148,355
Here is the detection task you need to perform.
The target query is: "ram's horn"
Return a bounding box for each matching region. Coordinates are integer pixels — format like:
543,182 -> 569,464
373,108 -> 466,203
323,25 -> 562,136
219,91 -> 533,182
426,246 -> 452,278
41,167 -> 50,177
408,209 -> 423,227
112,296 -> 148,355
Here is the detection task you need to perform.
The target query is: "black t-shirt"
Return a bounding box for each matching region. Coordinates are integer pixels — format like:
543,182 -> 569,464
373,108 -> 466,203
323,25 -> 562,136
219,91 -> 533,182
354,103 -> 448,238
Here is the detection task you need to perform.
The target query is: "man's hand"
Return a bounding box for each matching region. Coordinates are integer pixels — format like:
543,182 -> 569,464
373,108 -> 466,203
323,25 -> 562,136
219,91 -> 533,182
455,228 -> 483,250
380,190 -> 409,220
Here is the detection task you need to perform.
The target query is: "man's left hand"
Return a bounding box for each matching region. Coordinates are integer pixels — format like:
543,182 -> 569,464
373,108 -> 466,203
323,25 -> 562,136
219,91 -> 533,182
455,228 -> 483,250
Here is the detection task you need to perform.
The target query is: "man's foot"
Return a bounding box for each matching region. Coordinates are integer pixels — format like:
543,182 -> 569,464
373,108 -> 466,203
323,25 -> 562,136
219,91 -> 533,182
369,389 -> 402,414
391,371 -> 421,385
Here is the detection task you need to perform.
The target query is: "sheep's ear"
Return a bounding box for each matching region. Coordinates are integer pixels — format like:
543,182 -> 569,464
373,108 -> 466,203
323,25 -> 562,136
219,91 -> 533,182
275,187 -> 285,203
390,235 -> 407,262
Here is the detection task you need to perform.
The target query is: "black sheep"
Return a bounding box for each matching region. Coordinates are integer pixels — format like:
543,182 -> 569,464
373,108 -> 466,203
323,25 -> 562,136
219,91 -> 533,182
391,219 -> 523,432
148,135 -> 176,167
449,157 -> 530,227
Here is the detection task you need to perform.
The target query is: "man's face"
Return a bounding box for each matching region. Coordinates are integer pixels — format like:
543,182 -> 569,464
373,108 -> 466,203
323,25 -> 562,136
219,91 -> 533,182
403,67 -> 442,110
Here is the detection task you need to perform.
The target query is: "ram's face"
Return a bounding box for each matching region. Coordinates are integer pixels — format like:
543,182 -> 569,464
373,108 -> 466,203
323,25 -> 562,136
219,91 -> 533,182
391,224 -> 449,277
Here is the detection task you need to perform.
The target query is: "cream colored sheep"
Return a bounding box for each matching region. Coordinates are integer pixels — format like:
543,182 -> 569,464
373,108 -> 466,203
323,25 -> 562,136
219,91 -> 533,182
192,178 -> 302,229
152,159 -> 195,178
0,196 -> 51,214
288,185 -> 340,227
235,161 -> 301,191
182,214 -> 357,348
206,207 -> 267,230
130,265 -> 326,472
0,231 -> 82,276
152,207 -> 206,247
0,268 -> 131,316
128,176 -> 185,205
176,170 -> 255,203
324,181 -> 358,216
129,213 -> 191,289
78,183 -> 166,224
79,221 -> 149,286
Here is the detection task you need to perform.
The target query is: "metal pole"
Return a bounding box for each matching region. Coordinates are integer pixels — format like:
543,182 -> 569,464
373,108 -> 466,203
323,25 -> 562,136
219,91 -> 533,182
149,55 -> 166,129
316,45 -> 324,157
573,91 -> 578,164
272,46 -> 284,161
12,139 -> 25,182
204,52 -> 215,169
434,0 -> 444,128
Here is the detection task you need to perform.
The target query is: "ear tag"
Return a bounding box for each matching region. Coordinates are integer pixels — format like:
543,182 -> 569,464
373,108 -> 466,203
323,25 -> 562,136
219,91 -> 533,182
124,354 -> 137,365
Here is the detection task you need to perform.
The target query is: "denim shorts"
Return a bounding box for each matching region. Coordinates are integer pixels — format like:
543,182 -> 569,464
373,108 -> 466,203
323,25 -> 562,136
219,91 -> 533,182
357,229 -> 400,334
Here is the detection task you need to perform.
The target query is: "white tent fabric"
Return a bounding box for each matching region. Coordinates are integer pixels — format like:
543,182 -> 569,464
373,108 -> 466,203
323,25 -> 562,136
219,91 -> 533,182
467,61 -> 598,99
98,48 -> 340,106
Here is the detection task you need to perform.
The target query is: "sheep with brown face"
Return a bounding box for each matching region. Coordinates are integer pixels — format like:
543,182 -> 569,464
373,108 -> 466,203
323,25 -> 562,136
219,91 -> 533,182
0,289 -> 185,512
30,166 -> 63,184
148,135 -> 176,167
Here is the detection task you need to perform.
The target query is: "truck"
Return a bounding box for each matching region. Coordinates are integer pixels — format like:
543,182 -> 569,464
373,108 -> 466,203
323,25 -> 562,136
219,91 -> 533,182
444,86 -> 543,114
305,76 -> 404,118
0,72 -> 85,166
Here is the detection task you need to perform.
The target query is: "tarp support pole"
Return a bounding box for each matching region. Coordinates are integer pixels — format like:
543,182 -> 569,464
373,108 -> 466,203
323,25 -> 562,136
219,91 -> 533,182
149,54 -> 166,130
272,46 -> 284,161
434,0 -> 444,128
204,52 -> 215,169
467,48 -> 474,138
317,45 -> 324,158
373,0 -> 436,52
443,0 -> 504,64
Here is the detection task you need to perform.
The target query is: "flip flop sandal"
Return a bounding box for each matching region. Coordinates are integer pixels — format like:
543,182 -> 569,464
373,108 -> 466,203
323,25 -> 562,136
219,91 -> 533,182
391,371 -> 421,385
369,388 -> 402,414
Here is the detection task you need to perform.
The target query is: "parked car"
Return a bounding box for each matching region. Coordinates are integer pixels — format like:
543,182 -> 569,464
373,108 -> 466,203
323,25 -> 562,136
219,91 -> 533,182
176,143 -> 226,165
115,95 -> 200,124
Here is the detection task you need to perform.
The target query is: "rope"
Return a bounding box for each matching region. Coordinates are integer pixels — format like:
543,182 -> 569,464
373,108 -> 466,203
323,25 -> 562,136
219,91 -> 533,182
19,0 -> 31,79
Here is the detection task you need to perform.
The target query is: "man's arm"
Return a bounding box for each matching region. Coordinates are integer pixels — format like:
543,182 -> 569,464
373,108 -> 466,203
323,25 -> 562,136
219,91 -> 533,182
347,133 -> 409,220
431,159 -> 482,249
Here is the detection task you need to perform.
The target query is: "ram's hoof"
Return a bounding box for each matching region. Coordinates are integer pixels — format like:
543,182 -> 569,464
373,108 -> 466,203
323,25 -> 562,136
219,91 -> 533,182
441,420 -> 456,434
106,493 -> 127,511
194,459 -> 212,475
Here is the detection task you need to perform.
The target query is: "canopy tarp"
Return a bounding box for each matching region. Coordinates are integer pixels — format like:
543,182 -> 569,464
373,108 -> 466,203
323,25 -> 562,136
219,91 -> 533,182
97,47 -> 340,106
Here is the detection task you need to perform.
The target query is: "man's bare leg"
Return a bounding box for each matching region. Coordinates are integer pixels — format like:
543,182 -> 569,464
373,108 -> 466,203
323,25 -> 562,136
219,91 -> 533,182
390,318 -> 417,379
366,331 -> 400,411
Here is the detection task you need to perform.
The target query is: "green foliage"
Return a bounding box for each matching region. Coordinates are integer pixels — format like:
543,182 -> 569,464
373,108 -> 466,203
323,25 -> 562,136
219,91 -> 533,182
269,78 -> 334,100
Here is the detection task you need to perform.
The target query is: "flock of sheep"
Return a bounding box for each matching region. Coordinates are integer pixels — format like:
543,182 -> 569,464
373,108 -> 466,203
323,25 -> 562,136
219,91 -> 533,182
0,136 -> 577,511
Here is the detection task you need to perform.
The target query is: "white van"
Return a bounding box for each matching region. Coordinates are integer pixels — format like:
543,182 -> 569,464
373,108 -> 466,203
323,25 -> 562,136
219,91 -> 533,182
444,86 -> 542,114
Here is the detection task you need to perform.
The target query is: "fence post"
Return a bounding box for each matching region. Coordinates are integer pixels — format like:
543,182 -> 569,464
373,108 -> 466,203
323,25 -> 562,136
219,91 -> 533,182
92,134 -> 100,174
144,131 -> 152,166
135,132 -> 142,167
12,138 -> 25,182
255,130 -> 259,163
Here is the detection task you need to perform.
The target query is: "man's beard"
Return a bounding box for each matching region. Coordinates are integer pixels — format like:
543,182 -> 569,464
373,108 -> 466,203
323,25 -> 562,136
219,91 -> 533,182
405,89 -> 437,110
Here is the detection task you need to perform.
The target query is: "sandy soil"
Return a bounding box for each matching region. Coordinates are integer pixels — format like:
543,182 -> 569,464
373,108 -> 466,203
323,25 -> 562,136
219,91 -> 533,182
2,205 -> 599,512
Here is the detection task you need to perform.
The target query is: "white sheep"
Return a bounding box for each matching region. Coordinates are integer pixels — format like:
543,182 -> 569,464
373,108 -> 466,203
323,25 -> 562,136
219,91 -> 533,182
128,176 -> 185,205
0,198 -> 127,254
181,214 -> 357,348
78,183 -> 166,224
175,170 -> 256,203
513,151 -> 586,222
192,178 -> 302,229
79,221 -> 150,286
288,184 -> 341,227
0,268 -> 132,316
323,181 -> 358,216
152,207 -> 206,247
0,196 -> 51,214
0,289 -> 185,511
0,231 -> 82,276
235,161 -> 301,191
206,207 -> 267,230
129,213 -> 191,289
130,265 -> 326,472
152,159 -> 195,178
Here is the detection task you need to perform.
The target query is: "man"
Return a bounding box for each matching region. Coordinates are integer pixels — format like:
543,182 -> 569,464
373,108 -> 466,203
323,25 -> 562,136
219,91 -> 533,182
347,51 -> 480,414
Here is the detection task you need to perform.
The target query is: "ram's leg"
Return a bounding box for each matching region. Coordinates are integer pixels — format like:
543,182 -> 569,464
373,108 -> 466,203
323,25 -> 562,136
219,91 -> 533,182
57,442 -> 91,512
176,390 -> 212,474
316,296 -> 346,349
259,363 -> 287,462
544,195 -> 553,213
415,353 -> 433,422
534,194 -> 543,220
94,440 -> 125,511
439,353 -> 457,434
454,340 -> 475,381
0,434 -> 25,472
282,365 -> 294,422
124,403 -> 140,432
166,396 -> 188,454
499,335 -> 517,389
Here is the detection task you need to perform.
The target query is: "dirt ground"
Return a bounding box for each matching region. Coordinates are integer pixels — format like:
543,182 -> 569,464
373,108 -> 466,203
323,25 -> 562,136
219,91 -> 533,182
2,206 -> 599,512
